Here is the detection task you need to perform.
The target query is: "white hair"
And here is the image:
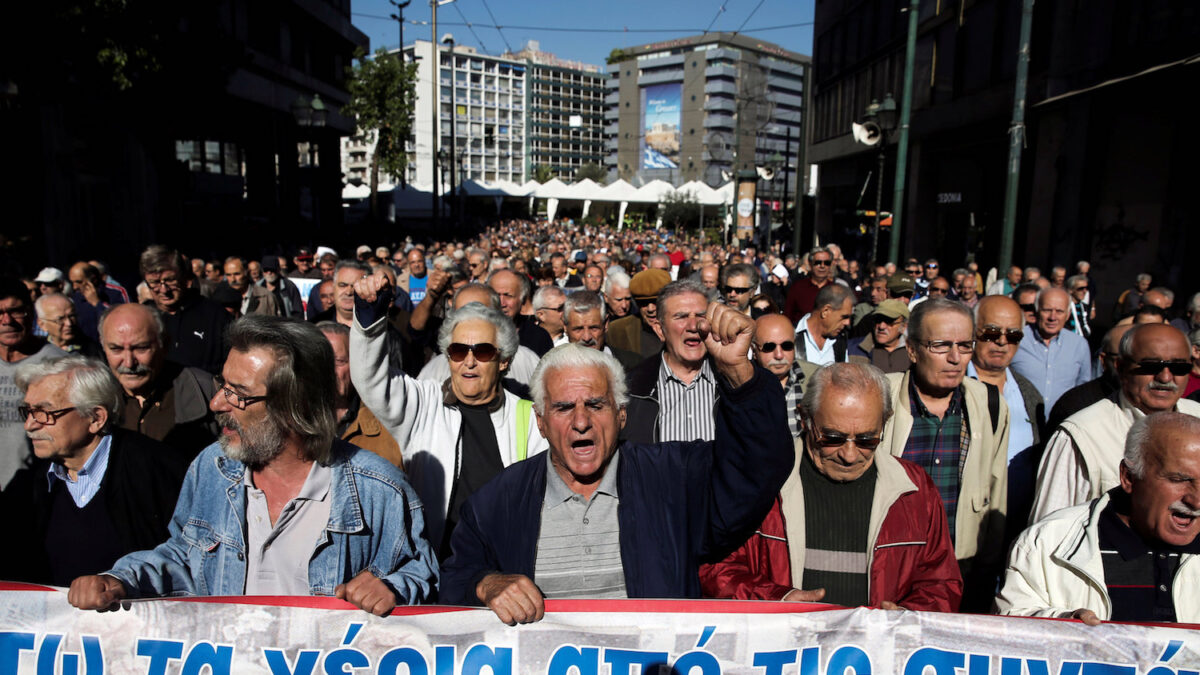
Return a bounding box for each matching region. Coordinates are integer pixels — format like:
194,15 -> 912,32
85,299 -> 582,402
14,355 -> 123,432
437,303 -> 519,364
604,269 -> 631,294
530,344 -> 628,416
1124,412 -> 1200,479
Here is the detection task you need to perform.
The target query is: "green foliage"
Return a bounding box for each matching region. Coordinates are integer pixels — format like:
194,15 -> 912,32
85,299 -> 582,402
575,162 -> 607,184
605,48 -> 627,65
659,191 -> 701,230
532,164 -> 555,183
344,48 -> 419,183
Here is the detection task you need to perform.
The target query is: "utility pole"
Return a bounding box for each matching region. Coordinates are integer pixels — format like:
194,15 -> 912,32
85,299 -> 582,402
888,0 -> 920,264
430,0 -> 440,227
792,62 -> 812,255
782,126 -> 791,255
999,0 -> 1036,273
443,34 -> 457,231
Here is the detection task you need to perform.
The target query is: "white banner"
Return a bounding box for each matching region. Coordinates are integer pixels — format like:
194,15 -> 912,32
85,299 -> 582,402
1,585 -> 1198,674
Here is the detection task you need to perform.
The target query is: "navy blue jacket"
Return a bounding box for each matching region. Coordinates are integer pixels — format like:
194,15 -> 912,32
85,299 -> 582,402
439,365 -> 793,605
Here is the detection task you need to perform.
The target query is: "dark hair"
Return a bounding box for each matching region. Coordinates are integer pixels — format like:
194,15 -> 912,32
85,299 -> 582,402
227,316 -> 337,462
0,277 -> 30,304
139,245 -> 193,281
909,297 -> 974,342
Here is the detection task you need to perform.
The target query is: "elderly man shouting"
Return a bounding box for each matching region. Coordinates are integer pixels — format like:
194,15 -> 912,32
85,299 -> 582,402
440,302 -> 792,624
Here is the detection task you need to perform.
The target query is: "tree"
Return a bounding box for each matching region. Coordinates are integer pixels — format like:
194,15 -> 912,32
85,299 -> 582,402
532,164 -> 555,183
575,162 -> 607,184
605,48 -> 627,65
659,190 -> 701,230
343,48 -> 419,222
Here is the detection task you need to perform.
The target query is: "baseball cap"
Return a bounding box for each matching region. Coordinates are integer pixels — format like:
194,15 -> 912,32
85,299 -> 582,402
34,267 -> 64,284
872,299 -> 910,321
294,247 -> 313,261
887,273 -> 915,295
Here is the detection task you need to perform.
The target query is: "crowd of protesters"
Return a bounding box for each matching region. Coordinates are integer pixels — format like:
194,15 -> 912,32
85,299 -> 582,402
1,217 -> 1198,625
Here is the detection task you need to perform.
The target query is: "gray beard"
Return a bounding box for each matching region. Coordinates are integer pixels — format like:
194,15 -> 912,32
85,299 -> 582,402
217,412 -> 285,468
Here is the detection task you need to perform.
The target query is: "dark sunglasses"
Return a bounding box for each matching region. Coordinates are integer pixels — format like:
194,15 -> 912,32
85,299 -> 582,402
722,285 -> 752,295
978,328 -> 1025,345
446,342 -> 499,362
758,341 -> 795,352
810,427 -> 883,450
926,264 -> 938,269
1019,303 -> 1036,313
1130,360 -> 1191,376
812,259 -> 832,266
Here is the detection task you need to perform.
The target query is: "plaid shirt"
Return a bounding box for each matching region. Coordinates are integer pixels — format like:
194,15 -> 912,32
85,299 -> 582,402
901,378 -> 971,539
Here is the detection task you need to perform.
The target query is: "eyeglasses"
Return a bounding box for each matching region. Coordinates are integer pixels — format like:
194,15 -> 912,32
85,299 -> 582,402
1130,360 -> 1192,377
1072,286 -> 1087,292
917,340 -> 976,354
929,287 -> 949,295
17,406 -> 76,425
977,327 -> 1025,345
42,314 -> 79,325
811,259 -> 832,267
809,427 -> 883,450
1019,303 -> 1036,313
757,340 -> 795,352
541,305 -> 564,313
722,285 -> 752,295
446,342 -> 499,362
926,264 -> 938,269
0,307 -> 30,318
145,277 -> 180,289
212,375 -> 268,410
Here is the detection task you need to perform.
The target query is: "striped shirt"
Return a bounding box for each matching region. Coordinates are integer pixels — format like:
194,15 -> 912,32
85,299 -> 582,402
657,357 -> 717,442
534,452 -> 626,599
45,434 -> 113,508
902,379 -> 970,540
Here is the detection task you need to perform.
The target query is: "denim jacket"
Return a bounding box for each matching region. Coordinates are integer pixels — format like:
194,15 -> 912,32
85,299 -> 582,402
105,440 -> 439,604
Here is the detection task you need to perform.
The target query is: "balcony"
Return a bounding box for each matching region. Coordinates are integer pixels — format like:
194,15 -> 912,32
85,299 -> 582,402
704,80 -> 737,96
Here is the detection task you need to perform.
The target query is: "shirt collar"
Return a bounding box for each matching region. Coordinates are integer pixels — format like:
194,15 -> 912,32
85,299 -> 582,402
908,376 -> 964,418
1100,488 -> 1200,557
659,354 -> 713,386
242,460 -> 332,502
46,434 -> 113,490
544,449 -> 620,505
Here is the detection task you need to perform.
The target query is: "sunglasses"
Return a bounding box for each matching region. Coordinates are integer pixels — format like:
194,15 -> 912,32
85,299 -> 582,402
446,342 -> 499,362
1019,303 -> 1036,313
810,427 -> 883,450
1130,360 -> 1191,376
723,285 -> 752,295
812,259 -> 832,266
926,264 -> 938,269
977,328 -> 1025,345
758,341 -> 795,352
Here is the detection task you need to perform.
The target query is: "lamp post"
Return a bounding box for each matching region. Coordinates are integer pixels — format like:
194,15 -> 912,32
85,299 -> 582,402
442,33 -> 457,229
864,94 -> 896,266
764,151 -> 784,251
431,0 -> 456,227
389,0 -> 411,56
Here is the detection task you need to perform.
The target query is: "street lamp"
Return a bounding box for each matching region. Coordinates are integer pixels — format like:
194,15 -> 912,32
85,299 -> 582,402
292,93 -> 328,229
863,93 -> 896,265
442,32 -> 458,228
764,151 -> 784,251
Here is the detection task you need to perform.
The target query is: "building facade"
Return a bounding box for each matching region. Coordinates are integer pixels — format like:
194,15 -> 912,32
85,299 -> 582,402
505,41 -> 606,181
603,33 -> 808,205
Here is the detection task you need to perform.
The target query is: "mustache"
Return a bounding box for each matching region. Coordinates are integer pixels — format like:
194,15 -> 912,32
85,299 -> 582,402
766,358 -> 792,369
578,337 -> 599,348
26,432 -> 52,442
216,412 -> 240,432
1149,381 -> 1179,393
1170,501 -> 1200,518
116,363 -> 152,376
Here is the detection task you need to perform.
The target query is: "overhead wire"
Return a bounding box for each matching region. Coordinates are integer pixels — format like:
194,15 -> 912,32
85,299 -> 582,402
351,13 -> 812,38
703,2 -> 728,34
450,2 -> 491,54
477,0 -> 515,53
731,0 -> 768,36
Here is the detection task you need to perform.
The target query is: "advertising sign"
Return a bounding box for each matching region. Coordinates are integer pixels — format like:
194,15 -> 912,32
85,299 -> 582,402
641,83 -> 681,169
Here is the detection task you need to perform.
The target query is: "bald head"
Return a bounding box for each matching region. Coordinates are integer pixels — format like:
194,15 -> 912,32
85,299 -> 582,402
453,283 -> 500,311
1143,289 -> 1172,310
753,313 -> 798,382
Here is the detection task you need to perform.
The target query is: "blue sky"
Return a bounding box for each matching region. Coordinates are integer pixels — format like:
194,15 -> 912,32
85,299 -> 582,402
349,0 -> 815,69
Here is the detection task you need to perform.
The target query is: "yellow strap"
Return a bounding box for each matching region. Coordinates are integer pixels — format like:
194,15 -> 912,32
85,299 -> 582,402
515,399 -> 532,461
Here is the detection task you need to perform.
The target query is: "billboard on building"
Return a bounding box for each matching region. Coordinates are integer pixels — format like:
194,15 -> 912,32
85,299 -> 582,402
641,83 -> 681,169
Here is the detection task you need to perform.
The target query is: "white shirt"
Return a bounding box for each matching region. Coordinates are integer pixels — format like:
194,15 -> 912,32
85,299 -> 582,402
795,313 -> 837,365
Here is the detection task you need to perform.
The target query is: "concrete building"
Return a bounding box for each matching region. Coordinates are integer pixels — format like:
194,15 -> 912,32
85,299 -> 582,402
503,41 -> 606,181
603,33 -> 808,205
401,40 -> 527,188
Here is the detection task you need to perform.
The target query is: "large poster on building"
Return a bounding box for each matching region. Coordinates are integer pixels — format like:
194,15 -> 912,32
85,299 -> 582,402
642,83 -> 681,169
3,586 -> 1199,674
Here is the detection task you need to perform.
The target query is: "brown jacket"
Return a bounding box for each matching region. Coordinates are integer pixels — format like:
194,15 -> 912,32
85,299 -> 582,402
342,404 -> 403,469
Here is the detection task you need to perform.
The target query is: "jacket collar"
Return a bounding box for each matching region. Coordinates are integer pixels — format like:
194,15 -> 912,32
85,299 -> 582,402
215,441 -> 365,534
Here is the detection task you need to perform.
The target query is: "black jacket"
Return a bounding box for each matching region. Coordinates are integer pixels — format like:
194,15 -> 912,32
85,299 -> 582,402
156,291 -> 232,374
621,353 -> 722,445
1,429 -> 189,585
439,365 -> 792,605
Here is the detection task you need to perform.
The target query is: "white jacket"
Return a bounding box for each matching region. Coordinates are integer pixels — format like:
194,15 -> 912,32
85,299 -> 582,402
350,312 -> 549,547
995,493 -> 1200,621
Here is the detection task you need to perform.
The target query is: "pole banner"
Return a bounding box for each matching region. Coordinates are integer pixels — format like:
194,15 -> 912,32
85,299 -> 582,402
1,585 -> 1197,674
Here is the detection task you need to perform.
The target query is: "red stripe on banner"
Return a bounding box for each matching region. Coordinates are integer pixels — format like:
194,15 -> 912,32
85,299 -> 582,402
4,581 -> 1198,629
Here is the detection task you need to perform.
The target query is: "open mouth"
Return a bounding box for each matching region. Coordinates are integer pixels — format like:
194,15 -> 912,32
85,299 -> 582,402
571,439 -> 596,455
1170,511 -> 1198,529
683,337 -> 703,349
